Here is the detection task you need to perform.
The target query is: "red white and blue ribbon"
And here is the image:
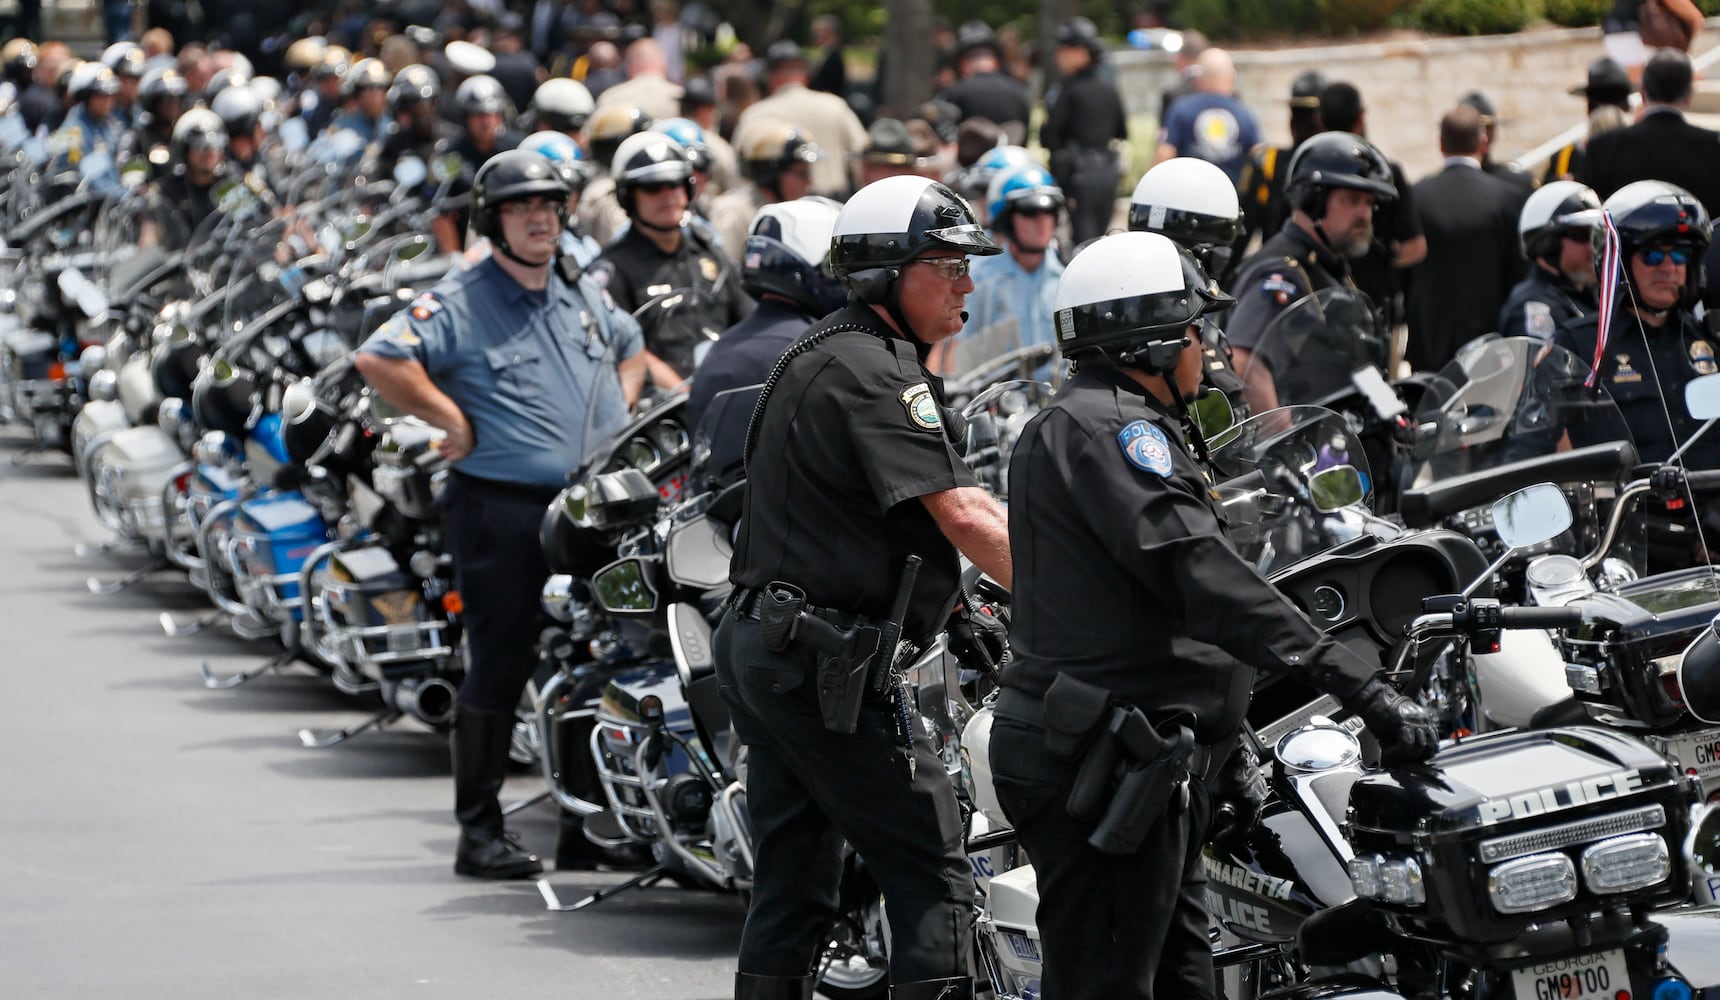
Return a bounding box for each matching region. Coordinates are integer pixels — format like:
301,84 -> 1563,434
1587,208 -> 1624,388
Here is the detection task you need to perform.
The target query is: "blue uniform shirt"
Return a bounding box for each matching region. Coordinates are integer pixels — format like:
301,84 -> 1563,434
357,257 -> 643,488
954,246 -> 1066,367
329,111 -> 390,147
1159,93 -> 1263,184
48,105 -> 122,190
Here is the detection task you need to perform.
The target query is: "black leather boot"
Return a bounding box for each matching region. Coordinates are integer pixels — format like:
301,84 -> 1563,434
733,972 -> 815,1000
451,705 -> 542,879
890,978 -> 974,1000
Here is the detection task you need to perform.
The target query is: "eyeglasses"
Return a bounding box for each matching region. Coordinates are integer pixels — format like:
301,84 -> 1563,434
632,181 -> 682,194
1014,207 -> 1055,219
500,198 -> 560,218
1641,247 -> 1691,266
913,257 -> 971,280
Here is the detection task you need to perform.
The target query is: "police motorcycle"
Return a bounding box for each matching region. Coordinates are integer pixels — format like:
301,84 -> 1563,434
961,406 -> 1718,1000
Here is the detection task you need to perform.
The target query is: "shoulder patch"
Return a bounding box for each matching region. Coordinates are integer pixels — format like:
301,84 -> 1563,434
899,382 -> 942,431
409,292 -> 443,322
1524,301 -> 1554,341
376,315 -> 420,347
1118,419 -> 1174,477
1260,272 -> 1299,305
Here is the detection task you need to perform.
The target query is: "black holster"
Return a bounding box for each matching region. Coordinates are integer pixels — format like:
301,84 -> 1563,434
1041,672 -> 1196,855
754,582 -> 881,735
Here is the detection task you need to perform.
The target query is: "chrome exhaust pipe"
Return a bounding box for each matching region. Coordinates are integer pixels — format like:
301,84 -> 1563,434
394,675 -> 458,726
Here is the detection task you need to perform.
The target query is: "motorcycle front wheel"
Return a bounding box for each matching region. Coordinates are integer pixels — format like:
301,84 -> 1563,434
816,897 -> 888,1000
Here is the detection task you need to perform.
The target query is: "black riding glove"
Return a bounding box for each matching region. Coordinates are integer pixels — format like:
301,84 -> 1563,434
1345,678 -> 1440,767
947,605 -> 1009,674
1211,744 -> 1269,841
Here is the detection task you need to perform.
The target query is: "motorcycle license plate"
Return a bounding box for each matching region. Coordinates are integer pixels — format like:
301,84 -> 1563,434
386,630 -> 423,654
1510,949 -> 1627,1000
1665,728 -> 1720,788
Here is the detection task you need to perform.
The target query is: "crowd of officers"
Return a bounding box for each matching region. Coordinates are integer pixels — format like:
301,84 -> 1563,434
10,12 -> 1720,1000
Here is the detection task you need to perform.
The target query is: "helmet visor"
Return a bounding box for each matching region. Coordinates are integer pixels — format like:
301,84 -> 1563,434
927,222 -> 1002,256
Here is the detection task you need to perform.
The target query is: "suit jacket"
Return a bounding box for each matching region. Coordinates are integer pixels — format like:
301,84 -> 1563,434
1404,162 -> 1530,373
1577,106 -> 1720,211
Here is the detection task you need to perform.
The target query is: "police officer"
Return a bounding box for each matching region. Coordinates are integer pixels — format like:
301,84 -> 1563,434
117,65 -> 186,177
49,62 -> 122,184
576,102 -> 651,248
1130,156 -> 1251,419
354,150 -> 649,878
709,121 -> 820,264
952,162 -> 1065,365
1225,131 -> 1396,410
589,132 -> 752,382
992,230 -> 1438,1000
327,57 -> 392,147
524,77 -> 594,137
430,75 -> 524,256
519,129 -> 602,268
1500,181 -> 1603,342
1555,180 -> 1720,568
376,64 -> 455,178
1239,70 -> 1327,256
1041,17 -> 1127,246
686,195 -> 846,436
716,175 -> 1013,1000
100,41 -> 145,127
137,107 -> 227,250
298,47 -> 348,140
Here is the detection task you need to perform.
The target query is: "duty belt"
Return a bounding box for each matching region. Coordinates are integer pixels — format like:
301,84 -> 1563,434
993,686 -> 1230,783
729,585 -> 864,632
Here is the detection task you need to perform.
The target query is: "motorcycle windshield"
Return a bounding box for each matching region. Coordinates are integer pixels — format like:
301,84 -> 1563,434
1235,287 -> 1388,415
960,378 -> 1055,502
1408,336 -> 1634,487
1209,405 -> 1377,576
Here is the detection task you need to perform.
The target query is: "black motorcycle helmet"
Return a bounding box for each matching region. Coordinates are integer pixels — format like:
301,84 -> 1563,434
830,175 -> 1001,337
138,66 -> 189,126
1053,231 -> 1232,374
1679,616 -> 1720,724
470,148 -> 571,252
1284,131 -> 1397,221
540,485 -> 626,578
742,197 -> 847,319
611,132 -> 694,218
1053,16 -> 1103,57
190,360 -> 257,438
2,39 -> 37,90
454,73 -> 510,117
737,121 -> 819,198
1604,179 -> 1712,310
387,64 -> 440,115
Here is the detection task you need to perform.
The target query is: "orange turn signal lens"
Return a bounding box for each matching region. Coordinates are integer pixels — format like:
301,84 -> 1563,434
441,591 -> 463,615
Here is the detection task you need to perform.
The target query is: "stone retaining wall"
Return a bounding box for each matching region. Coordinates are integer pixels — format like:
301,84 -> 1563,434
1111,22 -> 1720,182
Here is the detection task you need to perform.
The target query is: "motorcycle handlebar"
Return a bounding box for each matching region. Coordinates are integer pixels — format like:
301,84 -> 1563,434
1499,605 -> 1584,629
1684,470 -> 1720,490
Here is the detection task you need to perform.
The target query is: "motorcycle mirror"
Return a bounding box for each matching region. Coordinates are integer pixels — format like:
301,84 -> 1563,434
590,556 -> 659,615
281,378 -> 318,425
278,117 -> 308,154
392,156 -> 427,190
1188,386 -> 1234,440
1678,617 -> 1720,726
119,158 -> 149,189
78,149 -> 114,180
1490,482 -> 1572,550
1308,464 -> 1364,512
1687,373 -> 1720,422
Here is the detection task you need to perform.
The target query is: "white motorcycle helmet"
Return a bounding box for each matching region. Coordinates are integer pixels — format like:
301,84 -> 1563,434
1518,179 -> 1603,260
530,77 -> 594,134
1128,157 -> 1242,276
743,196 -> 847,317
1054,230 -> 1230,373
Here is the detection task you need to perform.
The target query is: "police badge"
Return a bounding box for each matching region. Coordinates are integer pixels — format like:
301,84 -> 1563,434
1692,339 -> 1717,375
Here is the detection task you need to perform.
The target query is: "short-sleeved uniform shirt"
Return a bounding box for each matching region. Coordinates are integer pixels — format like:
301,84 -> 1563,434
959,246 -> 1065,351
730,304 -> 979,640
1159,93 -> 1263,185
1003,366 -> 1375,741
1224,222 -> 1351,353
589,223 -> 754,379
357,257 -> 642,489
1499,265 -> 1595,344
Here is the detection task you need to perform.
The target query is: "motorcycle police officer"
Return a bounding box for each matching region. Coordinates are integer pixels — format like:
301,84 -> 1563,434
137,107 -> 228,250
49,62 -> 123,184
354,150 -> 649,878
1225,131 -> 1396,409
1499,181 -> 1603,342
1555,180 -> 1720,568
991,229 -> 1439,1000
715,175 -> 1014,1000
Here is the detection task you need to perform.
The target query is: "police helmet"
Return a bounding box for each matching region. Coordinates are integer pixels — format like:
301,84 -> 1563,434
1128,157 -> 1241,276
743,196 -> 847,318
540,485 -> 624,579
202,67 -> 250,103
1519,180 -> 1602,261
829,175 -> 1000,304
737,120 -> 819,194
250,76 -> 282,107
139,67 -> 190,119
1053,16 -> 1103,55
519,129 -> 592,192
530,77 -> 594,135
2,39 -> 37,86
584,103 -> 653,166
343,57 -> 390,97
67,62 -> 121,101
444,40 -> 497,78
454,74 -> 509,119
954,20 -> 1001,62
1604,179 -> 1712,308
1284,131 -> 1396,221
211,83 -> 264,137
1678,616 -> 1720,725
172,107 -> 229,161
652,117 -> 712,175
1054,231 -> 1231,373
612,132 -> 694,213
388,64 -> 440,113
190,361 -> 257,439
1289,69 -> 1327,109
284,37 -> 327,74
101,42 -> 146,79
960,144 -> 1035,205
470,148 -> 571,241
311,46 -> 350,81
986,163 -> 1065,242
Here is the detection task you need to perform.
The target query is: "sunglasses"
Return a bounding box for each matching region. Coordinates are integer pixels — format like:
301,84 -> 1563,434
913,257 -> 971,280
633,181 -> 682,194
1641,247 -> 1691,266
1014,207 -> 1055,219
500,198 -> 561,218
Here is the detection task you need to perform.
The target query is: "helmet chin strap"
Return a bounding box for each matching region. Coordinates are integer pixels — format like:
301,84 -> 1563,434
633,213 -> 679,234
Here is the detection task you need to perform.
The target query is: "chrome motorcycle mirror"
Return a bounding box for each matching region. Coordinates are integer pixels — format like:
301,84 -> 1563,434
392,156 -> 427,191
281,378 -> 318,425
1686,373 -> 1720,422
1491,482 -> 1572,550
590,556 -> 658,615
1308,464 -> 1364,513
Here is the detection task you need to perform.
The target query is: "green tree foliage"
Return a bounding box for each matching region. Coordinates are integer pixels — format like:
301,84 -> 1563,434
1409,0 -> 1539,34
1541,0 -> 1610,25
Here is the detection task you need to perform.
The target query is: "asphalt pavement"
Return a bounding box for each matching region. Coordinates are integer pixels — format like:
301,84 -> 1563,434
0,428 -> 742,999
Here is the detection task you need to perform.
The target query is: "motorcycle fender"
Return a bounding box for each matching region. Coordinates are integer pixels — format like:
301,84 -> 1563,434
1657,906 -> 1720,991
1473,627 -> 1569,730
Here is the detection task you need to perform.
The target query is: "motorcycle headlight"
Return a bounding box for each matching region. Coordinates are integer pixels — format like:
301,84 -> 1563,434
1488,852 -> 1577,913
1346,853 -> 1425,905
540,573 -> 575,623
1581,833 -> 1670,893
87,368 -> 118,402
157,397 -> 186,441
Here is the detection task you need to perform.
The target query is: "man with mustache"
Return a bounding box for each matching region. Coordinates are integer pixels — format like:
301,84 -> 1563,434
1223,131 -> 1398,398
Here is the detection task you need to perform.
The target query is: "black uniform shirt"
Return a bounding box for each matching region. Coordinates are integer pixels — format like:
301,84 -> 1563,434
1040,66 -> 1126,155
1499,264 -> 1595,342
730,303 -> 978,639
1224,222 -> 1350,352
378,117 -> 459,176
686,296 -> 809,432
1003,366 -> 1376,741
589,223 -> 754,378
942,71 -> 1032,135
1556,307 -> 1720,466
